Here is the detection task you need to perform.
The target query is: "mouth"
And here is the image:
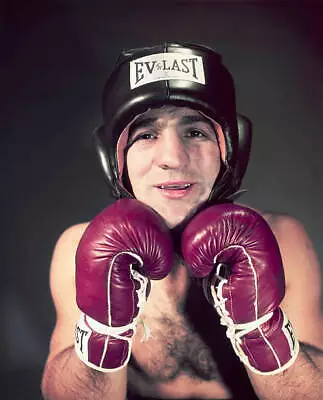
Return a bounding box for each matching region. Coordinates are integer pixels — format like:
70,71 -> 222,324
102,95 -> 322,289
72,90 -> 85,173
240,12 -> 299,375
155,182 -> 195,198
157,183 -> 192,190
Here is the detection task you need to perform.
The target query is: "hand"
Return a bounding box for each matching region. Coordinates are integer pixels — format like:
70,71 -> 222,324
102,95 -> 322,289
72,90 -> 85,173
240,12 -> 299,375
75,199 -> 173,372
181,203 -> 299,375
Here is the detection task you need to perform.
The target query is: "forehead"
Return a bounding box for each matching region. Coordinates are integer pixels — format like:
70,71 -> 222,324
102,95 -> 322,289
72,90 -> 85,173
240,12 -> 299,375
135,105 -> 206,121
128,105 -> 215,134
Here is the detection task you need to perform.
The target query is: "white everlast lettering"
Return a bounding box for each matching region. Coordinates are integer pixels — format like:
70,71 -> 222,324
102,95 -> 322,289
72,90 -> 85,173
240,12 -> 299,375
181,58 -> 189,73
75,325 -> 89,353
134,62 -> 144,85
189,57 -> 199,79
162,59 -> 170,71
144,60 -> 157,74
171,59 -> 180,71
130,52 -> 205,89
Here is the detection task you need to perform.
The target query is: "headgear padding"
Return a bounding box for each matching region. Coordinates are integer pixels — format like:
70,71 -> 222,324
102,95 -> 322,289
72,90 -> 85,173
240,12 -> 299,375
95,42 -> 252,202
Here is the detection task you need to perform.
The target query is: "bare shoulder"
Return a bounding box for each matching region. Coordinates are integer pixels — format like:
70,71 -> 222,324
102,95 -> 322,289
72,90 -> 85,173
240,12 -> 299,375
52,223 -> 90,264
261,210 -> 312,253
259,210 -> 320,286
259,209 -> 323,347
50,223 -> 89,288
47,222 -> 89,361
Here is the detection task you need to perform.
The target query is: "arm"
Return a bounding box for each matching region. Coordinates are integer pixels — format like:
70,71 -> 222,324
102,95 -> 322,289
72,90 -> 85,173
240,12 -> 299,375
181,204 -> 323,400
41,224 -> 127,400
247,215 -> 323,400
42,346 -> 127,400
42,200 -> 173,400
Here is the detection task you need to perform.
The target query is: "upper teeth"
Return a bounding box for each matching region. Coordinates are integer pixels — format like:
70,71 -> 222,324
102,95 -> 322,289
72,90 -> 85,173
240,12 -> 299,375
160,184 -> 191,189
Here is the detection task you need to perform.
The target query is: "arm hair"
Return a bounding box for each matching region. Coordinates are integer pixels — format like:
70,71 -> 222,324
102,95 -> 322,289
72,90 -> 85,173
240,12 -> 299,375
41,345 -> 127,400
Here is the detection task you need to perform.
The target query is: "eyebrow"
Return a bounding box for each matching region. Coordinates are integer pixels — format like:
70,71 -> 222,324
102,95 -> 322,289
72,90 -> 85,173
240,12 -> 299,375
128,113 -> 216,139
128,116 -> 156,138
179,115 -> 215,131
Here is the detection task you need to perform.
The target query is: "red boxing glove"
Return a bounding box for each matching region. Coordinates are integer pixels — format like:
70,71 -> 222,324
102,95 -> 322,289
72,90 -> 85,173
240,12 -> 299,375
74,199 -> 173,372
181,203 -> 299,375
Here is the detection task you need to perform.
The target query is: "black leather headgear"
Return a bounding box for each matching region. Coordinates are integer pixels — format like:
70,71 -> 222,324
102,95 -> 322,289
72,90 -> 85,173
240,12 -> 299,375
94,42 -> 252,202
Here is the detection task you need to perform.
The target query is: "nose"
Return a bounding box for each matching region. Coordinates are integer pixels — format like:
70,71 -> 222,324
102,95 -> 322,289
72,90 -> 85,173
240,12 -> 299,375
154,131 -> 189,170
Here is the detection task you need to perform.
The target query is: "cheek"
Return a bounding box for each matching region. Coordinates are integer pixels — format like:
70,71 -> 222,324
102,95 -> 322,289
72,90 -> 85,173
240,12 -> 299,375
194,145 -> 222,182
208,153 -> 222,181
126,148 -> 151,185
126,150 -> 138,184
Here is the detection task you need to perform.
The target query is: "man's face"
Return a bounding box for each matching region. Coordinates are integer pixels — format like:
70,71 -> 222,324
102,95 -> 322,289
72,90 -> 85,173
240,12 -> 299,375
125,106 -> 222,228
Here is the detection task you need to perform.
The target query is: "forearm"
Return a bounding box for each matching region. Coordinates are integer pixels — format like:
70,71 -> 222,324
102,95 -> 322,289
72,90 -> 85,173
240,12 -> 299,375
248,343 -> 323,400
41,346 -> 127,400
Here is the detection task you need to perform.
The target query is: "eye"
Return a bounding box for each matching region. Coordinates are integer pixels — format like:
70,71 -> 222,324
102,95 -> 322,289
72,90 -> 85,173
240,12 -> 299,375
186,129 -> 207,138
127,131 -> 157,148
137,132 -> 156,140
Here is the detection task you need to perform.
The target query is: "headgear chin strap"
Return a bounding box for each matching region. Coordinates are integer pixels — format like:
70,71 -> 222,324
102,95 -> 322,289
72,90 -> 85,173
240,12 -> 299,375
94,42 -> 252,203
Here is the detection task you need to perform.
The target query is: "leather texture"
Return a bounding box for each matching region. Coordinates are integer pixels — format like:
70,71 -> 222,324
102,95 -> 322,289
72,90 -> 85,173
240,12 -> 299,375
94,43 -> 252,203
181,203 -> 299,374
74,199 -> 173,371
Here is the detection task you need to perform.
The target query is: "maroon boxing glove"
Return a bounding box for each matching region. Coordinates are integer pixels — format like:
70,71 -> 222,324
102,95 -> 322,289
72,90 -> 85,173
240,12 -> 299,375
74,199 -> 173,372
181,203 -> 299,375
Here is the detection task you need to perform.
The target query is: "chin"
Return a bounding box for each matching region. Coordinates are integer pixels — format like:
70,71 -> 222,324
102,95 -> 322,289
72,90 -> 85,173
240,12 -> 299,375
163,214 -> 186,229
153,201 -> 205,229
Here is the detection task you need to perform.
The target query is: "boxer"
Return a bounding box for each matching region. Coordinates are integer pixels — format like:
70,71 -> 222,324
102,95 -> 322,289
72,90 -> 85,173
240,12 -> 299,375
42,43 -> 323,400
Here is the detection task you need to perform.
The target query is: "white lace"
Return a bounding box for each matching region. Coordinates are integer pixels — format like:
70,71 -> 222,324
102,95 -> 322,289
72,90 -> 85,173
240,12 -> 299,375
130,265 -> 149,311
107,251 -> 145,326
209,277 -> 273,364
84,315 -> 136,342
91,251 -> 151,342
130,264 -> 152,342
76,253 -> 153,372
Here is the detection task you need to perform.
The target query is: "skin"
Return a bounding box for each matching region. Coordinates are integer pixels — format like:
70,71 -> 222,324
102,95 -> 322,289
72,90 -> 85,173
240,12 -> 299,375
125,106 -> 222,228
41,106 -> 323,400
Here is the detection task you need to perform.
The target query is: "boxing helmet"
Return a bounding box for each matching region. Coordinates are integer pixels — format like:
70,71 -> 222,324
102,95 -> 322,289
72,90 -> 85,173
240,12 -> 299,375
95,42 -> 252,202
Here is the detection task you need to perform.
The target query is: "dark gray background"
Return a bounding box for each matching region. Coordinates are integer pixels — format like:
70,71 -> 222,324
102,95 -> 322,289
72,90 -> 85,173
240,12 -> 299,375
3,1 -> 323,398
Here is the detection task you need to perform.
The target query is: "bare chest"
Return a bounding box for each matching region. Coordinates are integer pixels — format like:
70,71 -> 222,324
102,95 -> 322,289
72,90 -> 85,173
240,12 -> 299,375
129,264 -> 232,399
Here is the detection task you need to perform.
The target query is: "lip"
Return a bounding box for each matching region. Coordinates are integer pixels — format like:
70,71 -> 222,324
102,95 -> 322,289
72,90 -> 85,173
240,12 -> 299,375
154,181 -> 195,199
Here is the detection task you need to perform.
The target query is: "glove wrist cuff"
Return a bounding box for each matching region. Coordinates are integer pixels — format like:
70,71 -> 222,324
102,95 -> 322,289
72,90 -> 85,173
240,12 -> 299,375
85,314 -> 137,338
234,311 -> 274,336
75,313 -> 134,373
230,308 -> 299,375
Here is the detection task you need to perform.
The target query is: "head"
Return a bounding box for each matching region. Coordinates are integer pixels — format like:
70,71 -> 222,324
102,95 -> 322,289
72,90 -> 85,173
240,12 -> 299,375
95,43 -> 252,227
123,105 -> 225,227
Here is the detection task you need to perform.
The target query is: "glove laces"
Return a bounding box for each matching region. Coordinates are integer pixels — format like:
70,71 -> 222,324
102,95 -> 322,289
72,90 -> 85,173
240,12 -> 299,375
209,274 -> 273,363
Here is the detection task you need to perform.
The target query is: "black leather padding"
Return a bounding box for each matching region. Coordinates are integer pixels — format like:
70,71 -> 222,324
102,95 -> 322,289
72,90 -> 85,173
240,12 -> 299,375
236,114 -> 252,187
94,43 -> 252,201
